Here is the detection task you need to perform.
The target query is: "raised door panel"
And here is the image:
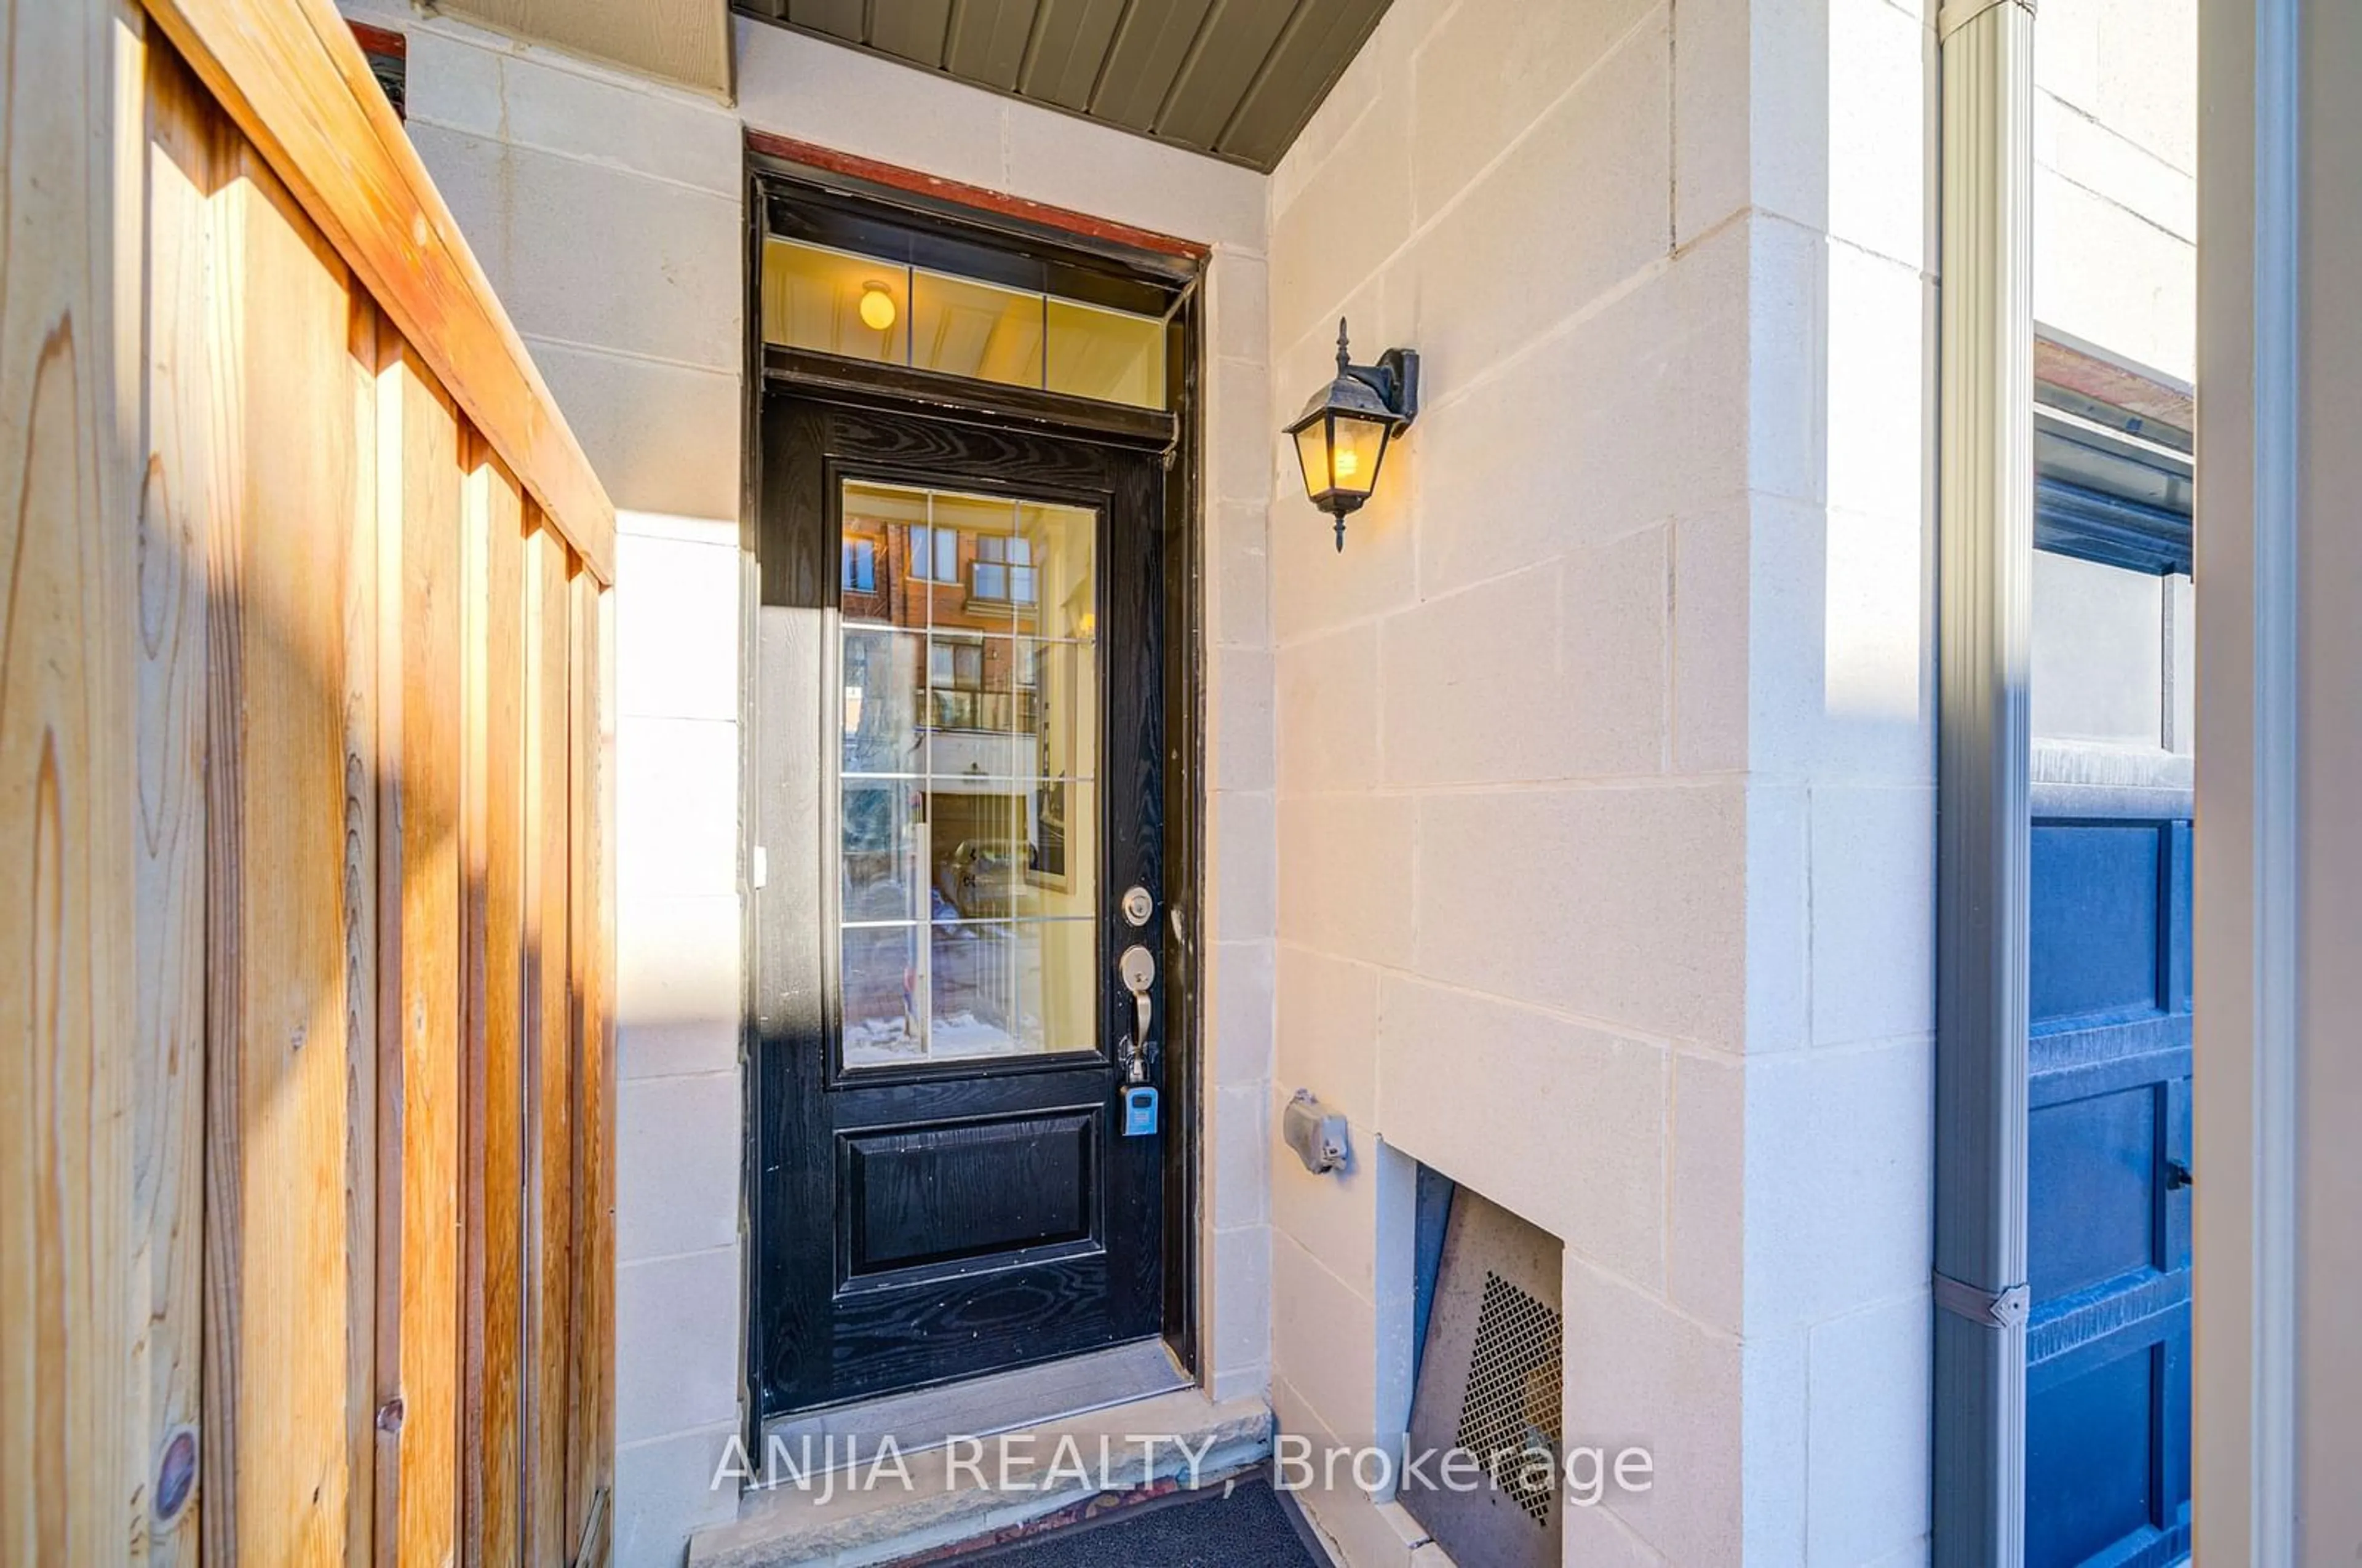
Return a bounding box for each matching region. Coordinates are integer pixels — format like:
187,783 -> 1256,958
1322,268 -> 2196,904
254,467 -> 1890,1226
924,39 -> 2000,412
843,1111 -> 1099,1278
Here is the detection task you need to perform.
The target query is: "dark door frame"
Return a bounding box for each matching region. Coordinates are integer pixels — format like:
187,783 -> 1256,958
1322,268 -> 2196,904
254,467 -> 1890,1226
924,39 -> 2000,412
737,148 -> 1207,1431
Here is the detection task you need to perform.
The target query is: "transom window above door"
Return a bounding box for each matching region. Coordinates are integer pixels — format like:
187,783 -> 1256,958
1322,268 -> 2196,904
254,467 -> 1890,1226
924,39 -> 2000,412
756,180 -> 1190,416
764,236 -> 1171,410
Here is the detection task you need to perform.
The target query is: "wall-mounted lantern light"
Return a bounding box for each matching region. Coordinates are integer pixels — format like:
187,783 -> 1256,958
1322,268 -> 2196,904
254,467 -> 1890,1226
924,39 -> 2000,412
1286,318 -> 1420,551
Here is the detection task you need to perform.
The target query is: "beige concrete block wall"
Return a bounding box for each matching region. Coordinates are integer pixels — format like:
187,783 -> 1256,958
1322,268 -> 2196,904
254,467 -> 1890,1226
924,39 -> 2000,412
1730,3 -> 1939,1563
2030,551 -> 2176,747
343,9 -> 1277,1564
2029,0 -> 2196,765
2034,0 -> 2197,380
1263,0 -> 1938,1564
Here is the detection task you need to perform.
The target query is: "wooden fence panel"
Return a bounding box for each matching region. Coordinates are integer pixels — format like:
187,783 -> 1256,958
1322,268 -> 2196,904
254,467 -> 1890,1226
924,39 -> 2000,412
4,12 -> 614,1564
141,0 -> 615,581
373,340 -> 464,1567
201,137 -> 375,1566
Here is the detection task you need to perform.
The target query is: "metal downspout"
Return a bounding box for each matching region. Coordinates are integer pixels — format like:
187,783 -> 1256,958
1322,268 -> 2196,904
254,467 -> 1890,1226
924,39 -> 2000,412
1932,0 -> 2037,1562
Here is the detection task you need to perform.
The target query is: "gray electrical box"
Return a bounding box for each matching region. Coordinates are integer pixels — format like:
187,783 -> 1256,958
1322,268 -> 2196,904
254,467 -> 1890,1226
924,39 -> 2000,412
1281,1089 -> 1350,1174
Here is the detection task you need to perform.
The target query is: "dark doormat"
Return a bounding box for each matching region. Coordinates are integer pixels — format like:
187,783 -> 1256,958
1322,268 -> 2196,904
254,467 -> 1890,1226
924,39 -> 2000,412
944,1478 -> 1328,1567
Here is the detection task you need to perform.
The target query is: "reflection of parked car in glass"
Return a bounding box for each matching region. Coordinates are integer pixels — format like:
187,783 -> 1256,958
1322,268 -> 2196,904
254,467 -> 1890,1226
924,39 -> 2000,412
936,838 -> 1035,918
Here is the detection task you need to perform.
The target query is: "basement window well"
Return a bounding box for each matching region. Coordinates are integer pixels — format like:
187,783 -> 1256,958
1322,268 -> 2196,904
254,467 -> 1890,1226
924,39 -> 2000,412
1402,1184 -> 1567,1568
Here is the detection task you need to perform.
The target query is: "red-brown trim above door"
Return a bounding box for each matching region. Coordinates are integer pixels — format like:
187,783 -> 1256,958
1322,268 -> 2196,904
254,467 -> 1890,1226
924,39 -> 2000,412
744,129 -> 1212,263
2036,332 -> 2194,434
346,18 -> 405,59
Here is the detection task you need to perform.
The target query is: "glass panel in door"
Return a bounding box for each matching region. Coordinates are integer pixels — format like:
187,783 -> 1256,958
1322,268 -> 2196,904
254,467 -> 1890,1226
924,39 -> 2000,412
836,478 -> 1099,1068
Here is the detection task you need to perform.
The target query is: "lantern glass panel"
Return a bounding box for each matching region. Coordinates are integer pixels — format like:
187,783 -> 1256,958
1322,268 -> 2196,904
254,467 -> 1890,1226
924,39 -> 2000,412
1327,411 -> 1391,499
1293,417 -> 1334,499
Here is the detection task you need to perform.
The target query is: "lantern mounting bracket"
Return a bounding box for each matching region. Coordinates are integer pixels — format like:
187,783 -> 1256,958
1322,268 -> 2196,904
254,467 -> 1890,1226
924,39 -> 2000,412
1341,342 -> 1420,432
1286,317 -> 1422,551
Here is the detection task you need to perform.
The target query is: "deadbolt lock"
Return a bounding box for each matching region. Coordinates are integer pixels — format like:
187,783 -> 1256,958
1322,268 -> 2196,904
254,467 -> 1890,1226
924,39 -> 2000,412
1121,885 -> 1155,927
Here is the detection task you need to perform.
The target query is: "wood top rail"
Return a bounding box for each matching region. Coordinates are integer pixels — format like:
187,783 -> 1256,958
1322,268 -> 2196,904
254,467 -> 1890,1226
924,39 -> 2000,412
141,0 -> 617,584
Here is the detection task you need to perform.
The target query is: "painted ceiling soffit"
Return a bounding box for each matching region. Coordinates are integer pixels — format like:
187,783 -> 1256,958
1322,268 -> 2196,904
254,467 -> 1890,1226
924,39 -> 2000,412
736,0 -> 1393,173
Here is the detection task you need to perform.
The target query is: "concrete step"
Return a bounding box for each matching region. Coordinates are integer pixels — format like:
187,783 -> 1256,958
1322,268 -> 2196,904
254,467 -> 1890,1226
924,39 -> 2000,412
689,1388 -> 1274,1568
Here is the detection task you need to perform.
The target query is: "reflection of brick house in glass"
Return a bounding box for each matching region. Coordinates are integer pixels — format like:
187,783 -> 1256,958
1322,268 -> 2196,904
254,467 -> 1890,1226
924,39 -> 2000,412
841,505 -> 1044,739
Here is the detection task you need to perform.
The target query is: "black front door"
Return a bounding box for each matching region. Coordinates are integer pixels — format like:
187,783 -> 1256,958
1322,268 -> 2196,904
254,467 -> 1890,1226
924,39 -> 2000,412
750,389 -> 1168,1417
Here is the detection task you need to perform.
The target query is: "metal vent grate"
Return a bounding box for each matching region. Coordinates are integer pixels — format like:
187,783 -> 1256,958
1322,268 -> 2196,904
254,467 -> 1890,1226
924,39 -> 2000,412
1451,1270 -> 1564,1527
1403,1186 -> 1564,1568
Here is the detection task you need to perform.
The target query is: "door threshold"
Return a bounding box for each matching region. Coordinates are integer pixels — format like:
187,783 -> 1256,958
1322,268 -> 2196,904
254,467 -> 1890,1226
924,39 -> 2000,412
760,1338 -> 1190,1467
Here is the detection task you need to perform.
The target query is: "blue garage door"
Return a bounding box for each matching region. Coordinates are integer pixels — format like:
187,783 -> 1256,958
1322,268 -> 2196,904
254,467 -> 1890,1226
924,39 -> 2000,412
2024,811 -> 2192,1567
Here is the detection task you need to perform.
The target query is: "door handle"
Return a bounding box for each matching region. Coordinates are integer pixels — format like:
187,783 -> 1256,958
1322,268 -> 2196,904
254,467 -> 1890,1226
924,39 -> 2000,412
2165,1160 -> 2194,1191
1118,944 -> 1156,1083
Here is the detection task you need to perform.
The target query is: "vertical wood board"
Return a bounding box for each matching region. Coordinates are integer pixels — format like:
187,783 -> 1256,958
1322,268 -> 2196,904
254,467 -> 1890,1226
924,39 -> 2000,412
565,568 -> 614,1556
522,519 -> 576,1567
372,338 -> 464,1568
201,138 -> 368,1568
471,448 -> 531,1567
132,31 -> 213,1568
0,1 -> 139,1561
341,284 -> 381,1568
